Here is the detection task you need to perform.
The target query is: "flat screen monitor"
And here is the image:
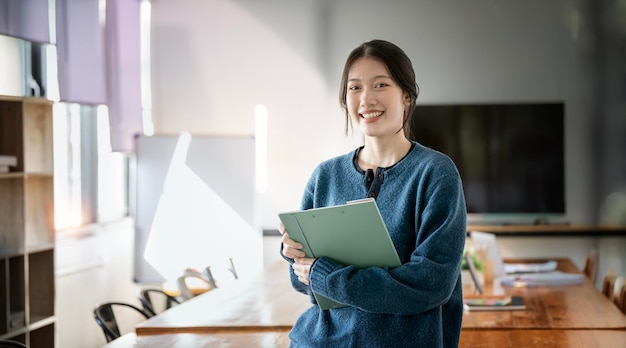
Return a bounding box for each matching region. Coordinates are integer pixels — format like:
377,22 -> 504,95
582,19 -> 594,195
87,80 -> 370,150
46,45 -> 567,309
411,102 -> 565,221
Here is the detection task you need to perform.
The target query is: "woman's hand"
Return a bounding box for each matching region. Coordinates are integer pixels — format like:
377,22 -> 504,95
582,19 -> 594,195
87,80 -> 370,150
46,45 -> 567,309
292,257 -> 315,285
278,221 -> 306,259
279,222 -> 315,285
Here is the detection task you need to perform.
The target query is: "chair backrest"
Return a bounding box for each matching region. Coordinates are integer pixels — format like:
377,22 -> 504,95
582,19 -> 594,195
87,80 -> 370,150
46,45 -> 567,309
176,273 -> 213,300
0,340 -> 28,348
93,302 -> 151,342
602,269 -> 617,299
138,288 -> 181,317
583,249 -> 598,284
614,276 -> 626,314
618,280 -> 626,315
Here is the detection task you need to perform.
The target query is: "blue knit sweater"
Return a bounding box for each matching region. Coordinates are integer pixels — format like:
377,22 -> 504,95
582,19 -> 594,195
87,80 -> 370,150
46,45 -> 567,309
284,142 -> 467,347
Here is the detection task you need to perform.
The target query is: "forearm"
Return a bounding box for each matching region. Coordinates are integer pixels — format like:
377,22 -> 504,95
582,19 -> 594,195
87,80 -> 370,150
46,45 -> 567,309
309,254 -> 461,314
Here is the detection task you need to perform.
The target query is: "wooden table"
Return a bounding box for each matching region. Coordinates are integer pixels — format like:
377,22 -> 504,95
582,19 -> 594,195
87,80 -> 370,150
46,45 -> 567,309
134,257 -> 626,348
107,329 -> 626,348
135,259 -> 310,335
462,258 -> 626,330
460,330 -> 626,348
102,332 -> 291,348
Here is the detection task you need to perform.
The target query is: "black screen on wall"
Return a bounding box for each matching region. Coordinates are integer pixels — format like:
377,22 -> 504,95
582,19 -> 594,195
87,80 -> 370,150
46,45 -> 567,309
411,102 -> 565,215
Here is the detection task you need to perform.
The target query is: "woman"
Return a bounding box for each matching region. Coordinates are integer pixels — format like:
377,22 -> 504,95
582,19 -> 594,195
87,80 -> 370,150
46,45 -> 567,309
280,39 -> 466,347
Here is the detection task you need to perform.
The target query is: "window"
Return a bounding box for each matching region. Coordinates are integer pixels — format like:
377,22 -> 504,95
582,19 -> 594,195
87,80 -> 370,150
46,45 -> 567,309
53,103 -> 129,231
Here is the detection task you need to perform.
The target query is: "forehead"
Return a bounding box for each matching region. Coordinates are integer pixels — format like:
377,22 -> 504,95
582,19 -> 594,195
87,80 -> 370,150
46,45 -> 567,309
348,58 -> 390,80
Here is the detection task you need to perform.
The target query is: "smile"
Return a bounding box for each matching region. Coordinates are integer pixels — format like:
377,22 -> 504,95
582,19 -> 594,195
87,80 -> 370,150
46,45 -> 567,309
361,111 -> 383,119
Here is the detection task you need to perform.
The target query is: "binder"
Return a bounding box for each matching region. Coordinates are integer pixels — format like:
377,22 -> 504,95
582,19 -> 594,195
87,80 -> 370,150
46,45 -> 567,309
278,198 -> 401,310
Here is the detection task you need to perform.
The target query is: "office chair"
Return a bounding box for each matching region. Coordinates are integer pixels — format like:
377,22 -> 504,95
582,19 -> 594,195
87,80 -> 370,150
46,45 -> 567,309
617,279 -> 626,315
583,248 -> 598,284
613,277 -> 625,314
138,288 -> 181,317
0,340 -> 28,348
177,269 -> 215,301
175,259 -> 241,300
602,268 -> 617,299
93,302 -> 151,342
222,257 -> 239,280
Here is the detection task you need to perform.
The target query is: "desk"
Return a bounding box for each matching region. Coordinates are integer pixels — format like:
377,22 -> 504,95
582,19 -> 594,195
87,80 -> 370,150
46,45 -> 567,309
135,257 -> 626,348
462,258 -> 626,329
135,259 -> 310,335
460,330 -> 626,348
102,332 -> 291,348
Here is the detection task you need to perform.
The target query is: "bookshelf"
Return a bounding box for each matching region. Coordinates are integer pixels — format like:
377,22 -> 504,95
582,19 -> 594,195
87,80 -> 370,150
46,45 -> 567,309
0,96 -> 55,346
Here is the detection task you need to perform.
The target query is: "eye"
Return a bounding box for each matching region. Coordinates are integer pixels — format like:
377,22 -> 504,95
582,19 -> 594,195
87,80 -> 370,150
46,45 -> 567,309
348,85 -> 361,91
375,83 -> 389,88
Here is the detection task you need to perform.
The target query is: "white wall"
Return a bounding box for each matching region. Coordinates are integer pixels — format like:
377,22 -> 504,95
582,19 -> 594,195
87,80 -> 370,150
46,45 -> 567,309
150,0 -> 599,230
150,0 -> 362,232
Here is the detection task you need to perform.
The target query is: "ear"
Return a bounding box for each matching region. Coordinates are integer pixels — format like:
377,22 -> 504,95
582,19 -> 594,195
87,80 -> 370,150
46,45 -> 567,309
403,93 -> 411,105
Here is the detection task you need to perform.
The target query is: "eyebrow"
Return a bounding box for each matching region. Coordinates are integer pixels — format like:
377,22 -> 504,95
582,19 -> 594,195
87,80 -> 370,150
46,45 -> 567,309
348,75 -> 392,82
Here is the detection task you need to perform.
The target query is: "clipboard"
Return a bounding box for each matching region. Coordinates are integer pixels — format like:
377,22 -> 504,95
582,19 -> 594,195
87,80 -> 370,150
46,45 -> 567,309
278,198 -> 401,310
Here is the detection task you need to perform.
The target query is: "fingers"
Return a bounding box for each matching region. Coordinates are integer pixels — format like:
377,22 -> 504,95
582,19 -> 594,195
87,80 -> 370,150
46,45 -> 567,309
278,223 -> 305,259
282,234 -> 305,259
292,258 -> 315,285
280,232 -> 303,249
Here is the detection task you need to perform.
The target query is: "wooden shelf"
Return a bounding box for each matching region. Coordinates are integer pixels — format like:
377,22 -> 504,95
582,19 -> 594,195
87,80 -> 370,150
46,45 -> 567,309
467,224 -> 626,237
0,96 -> 55,344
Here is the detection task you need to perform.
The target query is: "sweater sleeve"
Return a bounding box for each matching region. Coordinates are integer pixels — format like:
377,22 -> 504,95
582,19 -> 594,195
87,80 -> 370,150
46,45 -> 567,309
308,161 -> 467,314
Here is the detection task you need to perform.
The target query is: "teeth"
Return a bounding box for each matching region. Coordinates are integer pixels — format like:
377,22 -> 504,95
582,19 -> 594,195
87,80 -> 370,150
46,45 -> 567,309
362,111 -> 383,119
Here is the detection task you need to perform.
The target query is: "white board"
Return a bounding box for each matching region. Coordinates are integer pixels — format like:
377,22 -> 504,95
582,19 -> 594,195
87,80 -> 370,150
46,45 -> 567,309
134,134 -> 259,283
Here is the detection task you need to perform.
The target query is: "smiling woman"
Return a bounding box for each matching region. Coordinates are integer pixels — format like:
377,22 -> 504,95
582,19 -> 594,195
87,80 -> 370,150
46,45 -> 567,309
279,39 -> 466,348
339,40 -> 419,142
344,58 -> 409,142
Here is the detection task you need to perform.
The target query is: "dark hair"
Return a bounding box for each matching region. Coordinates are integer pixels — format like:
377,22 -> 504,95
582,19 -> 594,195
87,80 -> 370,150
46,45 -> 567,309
339,39 -> 419,138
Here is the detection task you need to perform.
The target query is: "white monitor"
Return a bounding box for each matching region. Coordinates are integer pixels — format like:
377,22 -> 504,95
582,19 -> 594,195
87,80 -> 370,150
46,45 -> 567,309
470,231 -> 505,278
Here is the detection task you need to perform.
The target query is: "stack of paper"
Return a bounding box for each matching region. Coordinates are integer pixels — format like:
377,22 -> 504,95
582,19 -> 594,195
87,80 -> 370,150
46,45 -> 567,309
504,260 -> 558,274
500,271 -> 584,287
0,155 -> 17,173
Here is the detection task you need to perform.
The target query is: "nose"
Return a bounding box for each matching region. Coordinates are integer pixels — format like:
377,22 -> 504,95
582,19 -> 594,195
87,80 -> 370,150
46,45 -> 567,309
360,87 -> 376,107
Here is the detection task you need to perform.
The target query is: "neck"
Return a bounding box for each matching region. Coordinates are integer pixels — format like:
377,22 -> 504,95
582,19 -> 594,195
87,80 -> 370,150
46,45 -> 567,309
359,135 -> 412,170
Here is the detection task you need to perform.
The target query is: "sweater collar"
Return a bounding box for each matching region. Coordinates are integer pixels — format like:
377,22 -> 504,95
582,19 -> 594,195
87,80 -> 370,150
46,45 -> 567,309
352,142 -> 417,175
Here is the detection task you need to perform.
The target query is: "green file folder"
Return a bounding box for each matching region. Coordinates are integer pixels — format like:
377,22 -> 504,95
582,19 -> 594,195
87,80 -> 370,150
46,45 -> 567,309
278,198 -> 401,310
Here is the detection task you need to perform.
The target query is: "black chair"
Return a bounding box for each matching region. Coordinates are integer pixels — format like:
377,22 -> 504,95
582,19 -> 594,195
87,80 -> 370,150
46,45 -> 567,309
93,302 -> 151,342
0,340 -> 28,348
138,288 -> 181,317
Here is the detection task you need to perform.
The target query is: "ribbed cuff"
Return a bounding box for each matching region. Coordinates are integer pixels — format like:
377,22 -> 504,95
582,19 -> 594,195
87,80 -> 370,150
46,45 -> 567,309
310,256 -> 337,295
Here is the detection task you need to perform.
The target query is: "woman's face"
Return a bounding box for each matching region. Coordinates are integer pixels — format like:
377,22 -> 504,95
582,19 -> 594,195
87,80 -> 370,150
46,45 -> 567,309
345,57 -> 408,139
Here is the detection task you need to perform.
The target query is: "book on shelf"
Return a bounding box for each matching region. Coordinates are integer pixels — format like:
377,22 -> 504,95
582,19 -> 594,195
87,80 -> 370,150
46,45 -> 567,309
0,155 -> 17,173
278,198 -> 401,310
0,155 -> 17,166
